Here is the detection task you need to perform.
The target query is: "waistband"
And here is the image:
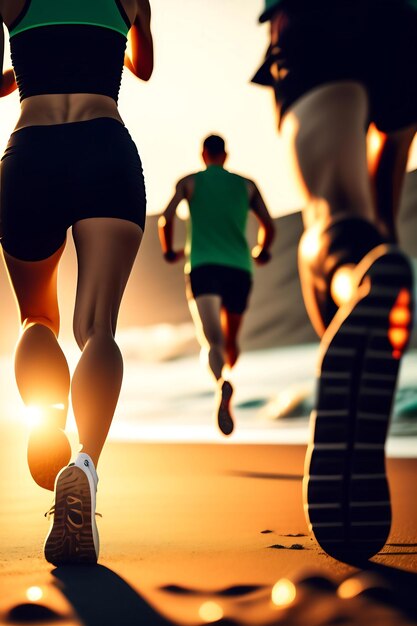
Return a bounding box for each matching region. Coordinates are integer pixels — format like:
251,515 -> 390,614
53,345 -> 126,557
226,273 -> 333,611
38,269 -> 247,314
10,116 -> 126,138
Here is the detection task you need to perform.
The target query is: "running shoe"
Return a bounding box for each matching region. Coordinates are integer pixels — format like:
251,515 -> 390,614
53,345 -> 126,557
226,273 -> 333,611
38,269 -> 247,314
304,245 -> 414,561
217,379 -> 235,436
44,453 -> 99,565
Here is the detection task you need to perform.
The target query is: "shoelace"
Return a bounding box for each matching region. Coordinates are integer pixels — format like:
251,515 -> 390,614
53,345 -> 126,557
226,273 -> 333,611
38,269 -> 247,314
44,504 -> 103,520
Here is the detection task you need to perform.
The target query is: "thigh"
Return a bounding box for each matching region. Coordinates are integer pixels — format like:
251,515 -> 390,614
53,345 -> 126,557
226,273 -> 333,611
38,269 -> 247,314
72,119 -> 146,231
221,309 -> 243,344
72,217 -> 142,347
188,294 -> 223,347
222,267 -> 252,315
0,126 -> 69,261
187,265 -> 222,300
2,243 -> 65,334
281,82 -> 372,228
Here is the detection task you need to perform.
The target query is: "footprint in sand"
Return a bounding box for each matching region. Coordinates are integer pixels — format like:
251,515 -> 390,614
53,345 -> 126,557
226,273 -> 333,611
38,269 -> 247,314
160,584 -> 266,597
264,532 -> 309,550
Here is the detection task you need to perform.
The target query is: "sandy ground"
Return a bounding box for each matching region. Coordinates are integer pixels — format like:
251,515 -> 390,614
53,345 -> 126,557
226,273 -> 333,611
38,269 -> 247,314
0,425 -> 416,625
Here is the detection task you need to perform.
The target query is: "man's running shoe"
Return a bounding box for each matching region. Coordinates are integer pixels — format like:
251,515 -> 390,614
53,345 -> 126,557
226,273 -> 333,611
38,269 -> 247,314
217,379 -> 235,436
44,453 -> 99,565
304,245 -> 414,561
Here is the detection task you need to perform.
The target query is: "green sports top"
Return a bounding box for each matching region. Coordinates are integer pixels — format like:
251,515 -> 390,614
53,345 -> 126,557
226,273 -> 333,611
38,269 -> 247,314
186,166 -> 252,274
8,0 -> 130,101
9,0 -> 130,38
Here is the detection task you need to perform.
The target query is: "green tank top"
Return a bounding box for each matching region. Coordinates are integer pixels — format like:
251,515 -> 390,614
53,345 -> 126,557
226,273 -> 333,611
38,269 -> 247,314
186,166 -> 252,274
10,0 -> 129,38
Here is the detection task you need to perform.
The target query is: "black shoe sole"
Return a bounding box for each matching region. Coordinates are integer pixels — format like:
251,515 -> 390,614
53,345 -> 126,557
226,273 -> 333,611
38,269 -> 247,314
217,381 -> 235,436
304,246 -> 414,561
44,466 -> 98,565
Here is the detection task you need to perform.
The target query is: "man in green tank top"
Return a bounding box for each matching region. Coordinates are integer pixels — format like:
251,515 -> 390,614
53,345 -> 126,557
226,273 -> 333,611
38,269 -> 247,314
252,0 -> 416,562
159,135 -> 275,436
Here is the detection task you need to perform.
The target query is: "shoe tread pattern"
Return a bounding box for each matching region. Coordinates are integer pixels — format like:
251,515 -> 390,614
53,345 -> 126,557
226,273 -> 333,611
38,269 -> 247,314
44,466 -> 97,565
304,250 -> 413,560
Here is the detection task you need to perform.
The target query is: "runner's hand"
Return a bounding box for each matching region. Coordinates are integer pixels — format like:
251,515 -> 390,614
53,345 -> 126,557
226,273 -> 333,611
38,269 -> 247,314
252,245 -> 271,265
163,250 -> 185,263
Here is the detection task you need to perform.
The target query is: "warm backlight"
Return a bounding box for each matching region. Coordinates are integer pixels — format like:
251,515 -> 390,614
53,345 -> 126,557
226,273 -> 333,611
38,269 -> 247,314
271,579 -> 296,607
24,406 -> 43,428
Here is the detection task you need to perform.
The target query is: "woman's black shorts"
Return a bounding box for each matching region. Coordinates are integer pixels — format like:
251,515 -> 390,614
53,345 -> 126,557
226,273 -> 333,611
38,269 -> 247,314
0,117 -> 146,261
186,264 -> 253,315
252,0 -> 417,132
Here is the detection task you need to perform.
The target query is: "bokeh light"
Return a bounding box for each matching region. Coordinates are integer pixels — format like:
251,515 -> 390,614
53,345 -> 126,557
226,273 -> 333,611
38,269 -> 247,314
337,578 -> 363,599
198,601 -> 224,623
271,578 -> 296,607
330,265 -> 356,306
26,586 -> 43,602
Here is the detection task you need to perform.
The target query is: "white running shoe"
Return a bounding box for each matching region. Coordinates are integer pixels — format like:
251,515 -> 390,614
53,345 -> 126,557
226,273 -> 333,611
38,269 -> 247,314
44,453 -> 99,565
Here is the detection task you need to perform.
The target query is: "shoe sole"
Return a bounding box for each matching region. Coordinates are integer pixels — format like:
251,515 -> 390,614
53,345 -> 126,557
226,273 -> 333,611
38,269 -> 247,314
44,466 -> 97,565
217,381 -> 234,436
28,426 -> 71,491
304,247 -> 414,561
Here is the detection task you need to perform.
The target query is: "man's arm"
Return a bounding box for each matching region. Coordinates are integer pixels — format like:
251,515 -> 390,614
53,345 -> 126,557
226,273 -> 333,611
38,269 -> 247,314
158,177 -> 190,263
124,0 -> 153,81
247,180 -> 276,264
0,22 -> 17,97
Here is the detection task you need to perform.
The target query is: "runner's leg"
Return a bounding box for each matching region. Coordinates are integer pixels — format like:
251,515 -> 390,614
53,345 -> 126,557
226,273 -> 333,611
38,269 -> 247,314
71,217 -> 142,467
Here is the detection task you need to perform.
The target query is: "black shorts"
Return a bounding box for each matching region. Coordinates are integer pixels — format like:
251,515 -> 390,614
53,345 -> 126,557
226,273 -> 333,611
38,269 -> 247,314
0,117 -> 146,261
186,264 -> 253,315
252,0 -> 417,132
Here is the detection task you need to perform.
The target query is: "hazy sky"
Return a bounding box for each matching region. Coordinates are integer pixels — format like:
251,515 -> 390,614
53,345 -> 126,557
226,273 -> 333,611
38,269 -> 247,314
1,0 -> 416,219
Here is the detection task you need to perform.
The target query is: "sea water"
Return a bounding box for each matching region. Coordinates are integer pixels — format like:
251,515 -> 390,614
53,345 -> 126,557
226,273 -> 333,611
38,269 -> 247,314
1,327 -> 416,457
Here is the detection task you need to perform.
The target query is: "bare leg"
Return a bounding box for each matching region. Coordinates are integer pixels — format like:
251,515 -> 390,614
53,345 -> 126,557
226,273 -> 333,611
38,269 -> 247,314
188,295 -> 234,435
188,295 -> 225,381
370,125 -> 417,242
2,243 -> 72,490
71,218 -> 142,467
281,82 -> 382,336
221,308 -> 243,369
282,82 -> 373,232
280,82 -> 414,560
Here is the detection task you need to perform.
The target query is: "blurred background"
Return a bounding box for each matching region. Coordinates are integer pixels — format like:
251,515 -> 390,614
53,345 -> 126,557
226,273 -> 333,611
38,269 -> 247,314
0,0 -> 416,449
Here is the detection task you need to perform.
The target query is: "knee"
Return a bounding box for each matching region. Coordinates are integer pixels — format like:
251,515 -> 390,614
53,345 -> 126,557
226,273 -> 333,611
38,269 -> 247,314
73,319 -> 114,351
206,331 -> 225,353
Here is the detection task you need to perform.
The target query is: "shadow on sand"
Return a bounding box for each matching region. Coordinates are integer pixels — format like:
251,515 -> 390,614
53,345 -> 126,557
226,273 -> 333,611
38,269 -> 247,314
52,565 -> 174,626
50,558 -> 417,626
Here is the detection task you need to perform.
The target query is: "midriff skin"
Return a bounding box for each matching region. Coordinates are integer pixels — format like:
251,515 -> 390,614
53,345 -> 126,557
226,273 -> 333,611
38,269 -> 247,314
14,93 -> 124,132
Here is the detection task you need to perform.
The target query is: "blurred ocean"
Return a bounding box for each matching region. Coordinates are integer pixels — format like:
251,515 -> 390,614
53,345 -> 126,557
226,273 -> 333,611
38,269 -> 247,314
2,323 -> 415,456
